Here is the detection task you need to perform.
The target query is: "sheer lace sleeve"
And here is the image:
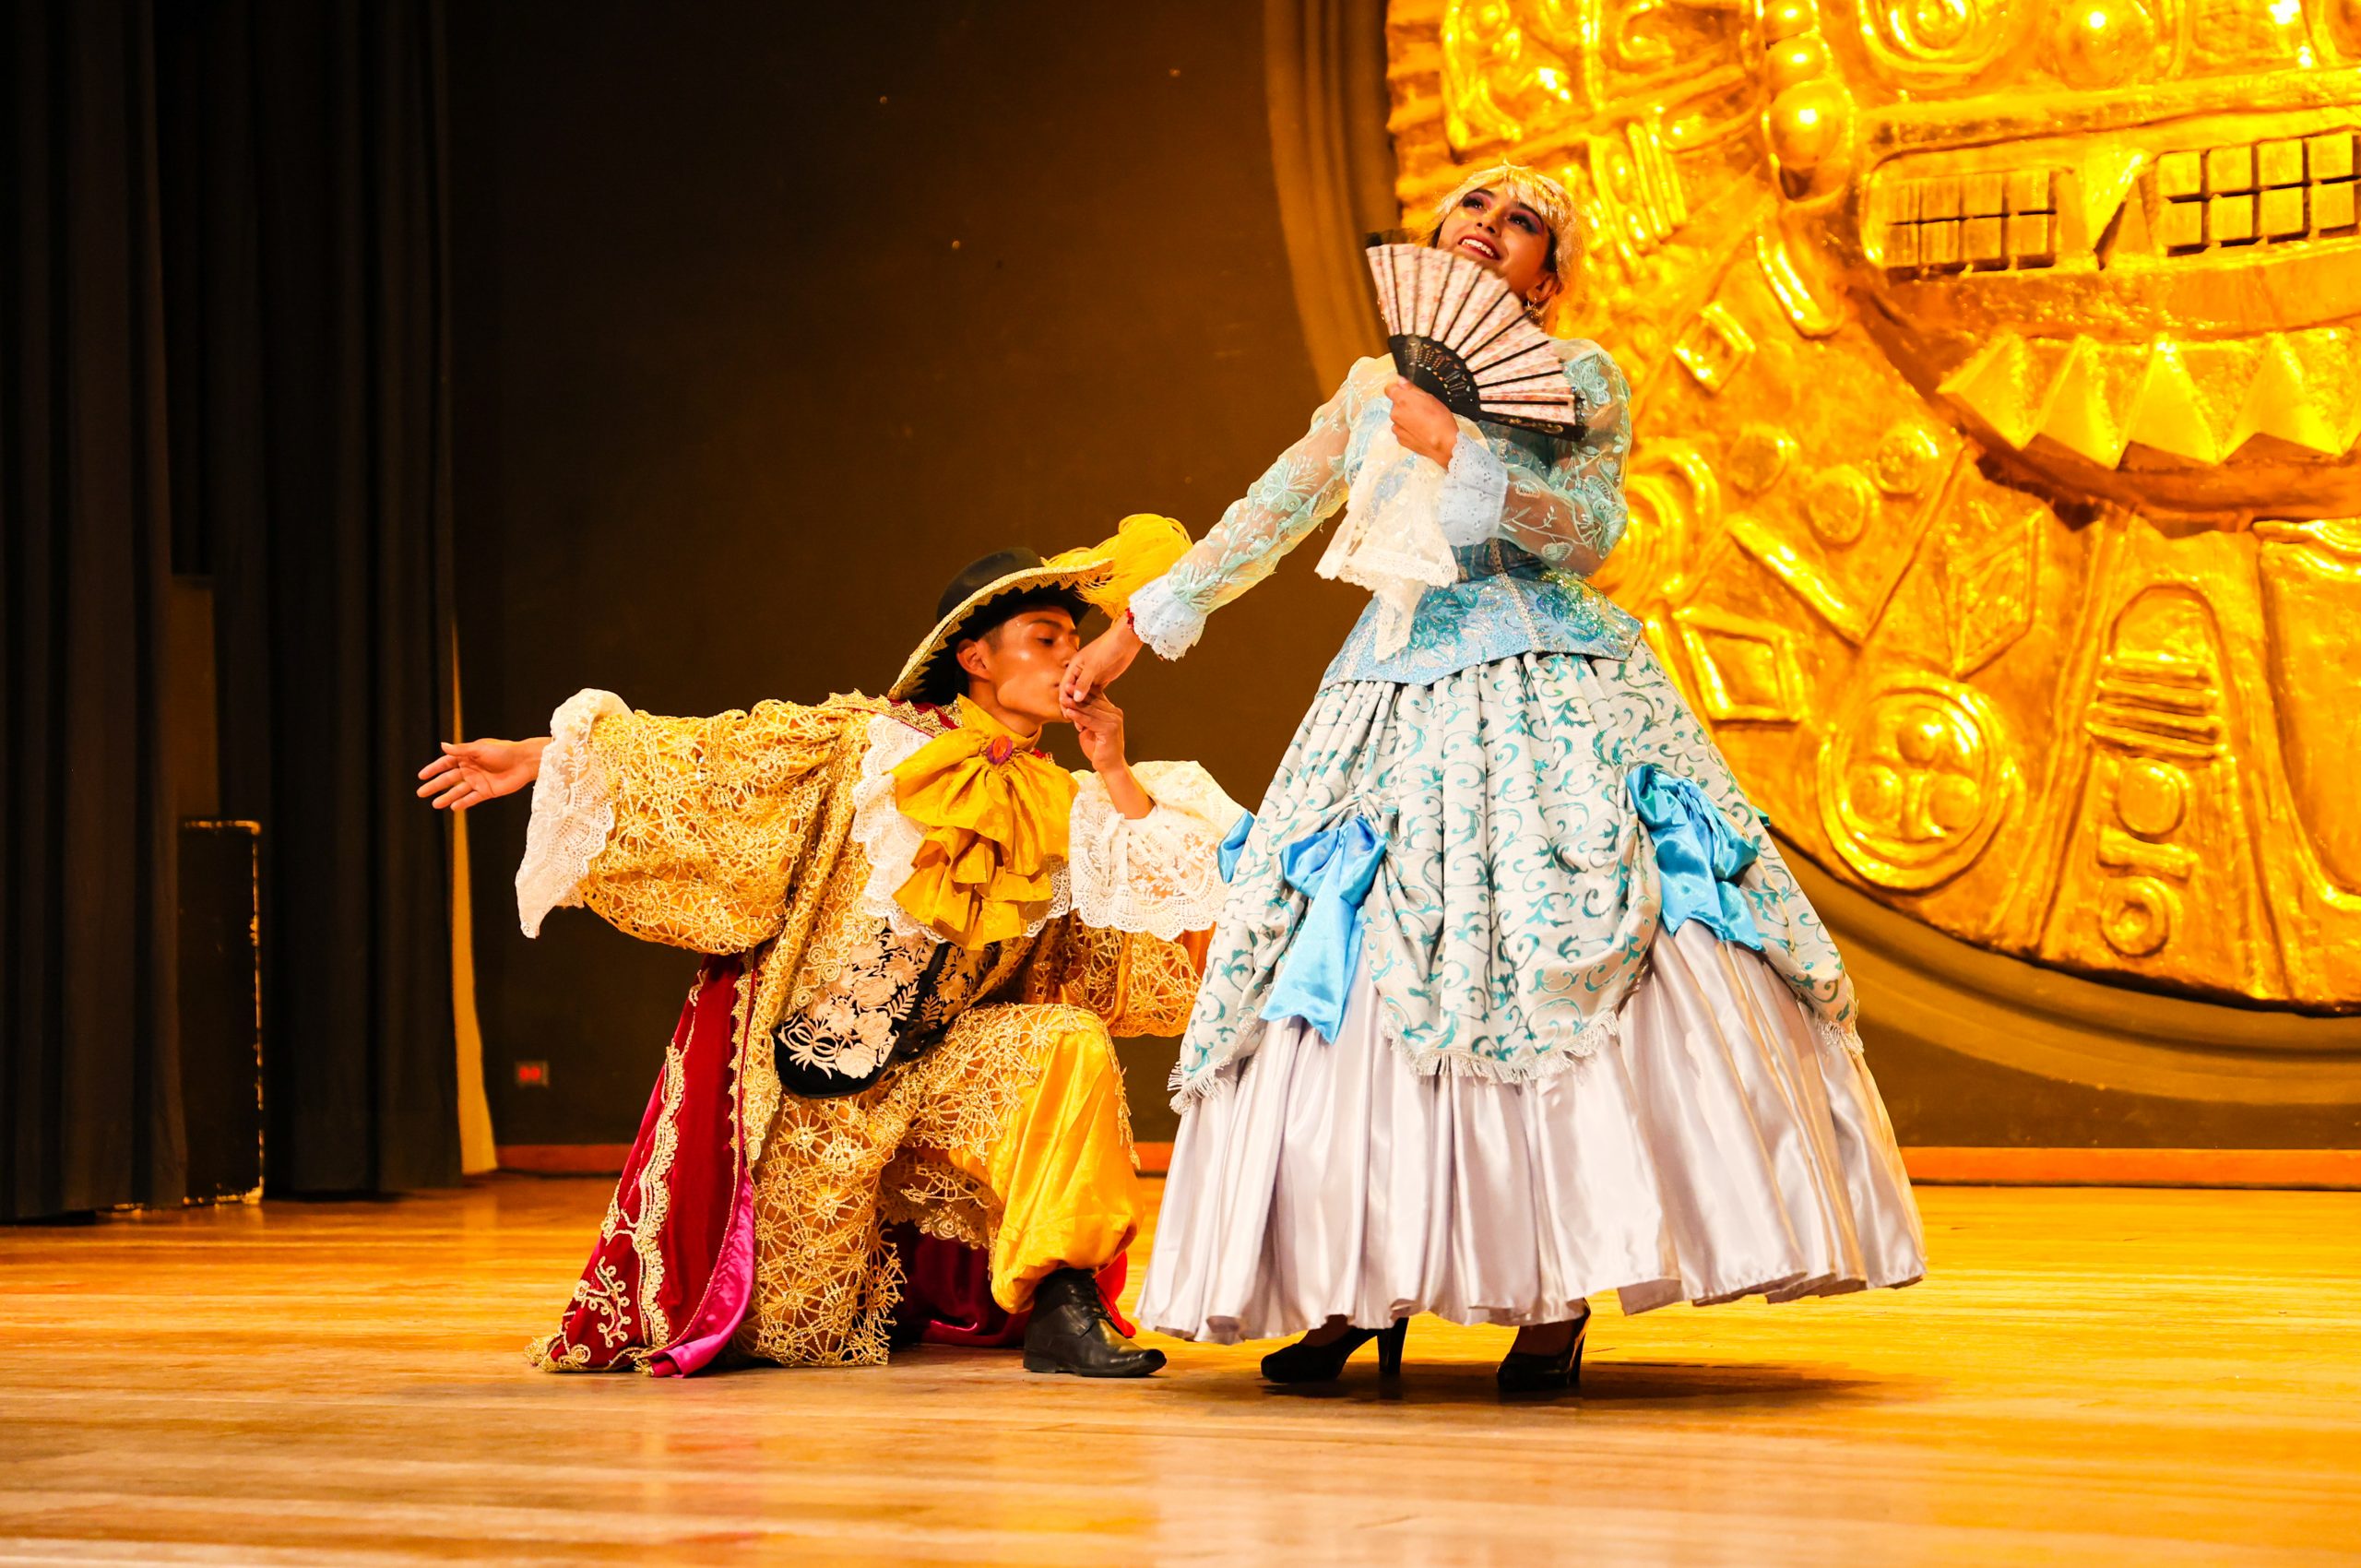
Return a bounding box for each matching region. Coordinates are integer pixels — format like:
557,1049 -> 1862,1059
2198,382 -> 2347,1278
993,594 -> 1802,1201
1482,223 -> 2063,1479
1129,357 -> 1392,659
1065,761 -> 1242,939
1466,341 -> 1633,577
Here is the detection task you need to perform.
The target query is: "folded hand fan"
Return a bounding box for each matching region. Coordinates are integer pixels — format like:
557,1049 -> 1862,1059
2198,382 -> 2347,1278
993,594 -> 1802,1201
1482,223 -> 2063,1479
1365,241 -> 1583,439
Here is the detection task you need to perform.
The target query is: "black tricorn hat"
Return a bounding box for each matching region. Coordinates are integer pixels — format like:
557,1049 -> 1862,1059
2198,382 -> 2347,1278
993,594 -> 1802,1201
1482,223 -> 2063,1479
888,547 -> 1112,705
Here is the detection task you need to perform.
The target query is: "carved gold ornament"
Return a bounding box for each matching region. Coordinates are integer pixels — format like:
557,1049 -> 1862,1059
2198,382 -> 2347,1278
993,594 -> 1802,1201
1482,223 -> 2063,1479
1387,0 -> 2361,1016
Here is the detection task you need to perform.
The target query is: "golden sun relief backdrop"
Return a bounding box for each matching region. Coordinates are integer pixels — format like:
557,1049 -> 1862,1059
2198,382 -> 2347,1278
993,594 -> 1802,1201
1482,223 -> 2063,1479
1382,0 -> 2361,1048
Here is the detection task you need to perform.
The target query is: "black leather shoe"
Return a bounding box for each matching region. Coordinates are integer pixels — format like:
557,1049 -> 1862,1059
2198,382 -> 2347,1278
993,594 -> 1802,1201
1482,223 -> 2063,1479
1260,1318 -> 1408,1383
1021,1267 -> 1167,1378
1496,1312 -> 1588,1395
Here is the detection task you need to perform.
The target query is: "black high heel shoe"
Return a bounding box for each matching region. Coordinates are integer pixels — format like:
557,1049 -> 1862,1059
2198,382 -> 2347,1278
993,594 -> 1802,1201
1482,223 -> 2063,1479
1496,1312 -> 1588,1395
1260,1317 -> 1409,1383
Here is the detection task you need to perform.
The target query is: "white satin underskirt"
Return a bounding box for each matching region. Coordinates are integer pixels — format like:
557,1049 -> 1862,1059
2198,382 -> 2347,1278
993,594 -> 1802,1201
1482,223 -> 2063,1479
1136,923 -> 1927,1343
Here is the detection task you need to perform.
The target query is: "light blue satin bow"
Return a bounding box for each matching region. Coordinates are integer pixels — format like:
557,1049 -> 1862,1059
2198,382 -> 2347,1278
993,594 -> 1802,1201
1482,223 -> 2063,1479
1217,812 -> 1254,883
1627,764 -> 1765,953
1259,815 -> 1387,1041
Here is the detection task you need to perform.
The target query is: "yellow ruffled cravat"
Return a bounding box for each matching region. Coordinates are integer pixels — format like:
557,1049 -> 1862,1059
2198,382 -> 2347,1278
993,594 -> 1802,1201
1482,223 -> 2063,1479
891,697 -> 1078,949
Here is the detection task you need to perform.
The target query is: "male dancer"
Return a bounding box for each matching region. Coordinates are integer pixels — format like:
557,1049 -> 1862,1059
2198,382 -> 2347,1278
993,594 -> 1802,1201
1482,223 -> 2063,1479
421,525 -> 1236,1376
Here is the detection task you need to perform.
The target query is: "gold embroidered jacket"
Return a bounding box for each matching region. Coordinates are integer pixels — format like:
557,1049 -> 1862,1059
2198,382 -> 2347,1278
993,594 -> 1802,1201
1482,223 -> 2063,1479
516,688 -> 1236,1160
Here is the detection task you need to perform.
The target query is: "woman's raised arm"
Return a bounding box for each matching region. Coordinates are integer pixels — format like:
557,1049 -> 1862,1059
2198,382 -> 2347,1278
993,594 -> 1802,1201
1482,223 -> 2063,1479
1124,359 -> 1389,659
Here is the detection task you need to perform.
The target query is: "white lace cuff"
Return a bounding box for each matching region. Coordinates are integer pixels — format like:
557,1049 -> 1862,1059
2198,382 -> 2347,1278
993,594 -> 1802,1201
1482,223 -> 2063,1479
1437,419 -> 1510,548
1127,574 -> 1205,660
516,688 -> 629,937
851,713 -> 1073,944
1067,761 -> 1241,939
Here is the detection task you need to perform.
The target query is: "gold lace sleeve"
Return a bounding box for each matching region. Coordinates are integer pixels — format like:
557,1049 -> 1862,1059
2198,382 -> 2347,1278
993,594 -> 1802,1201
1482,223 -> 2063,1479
1021,918 -> 1208,1037
578,699 -> 853,953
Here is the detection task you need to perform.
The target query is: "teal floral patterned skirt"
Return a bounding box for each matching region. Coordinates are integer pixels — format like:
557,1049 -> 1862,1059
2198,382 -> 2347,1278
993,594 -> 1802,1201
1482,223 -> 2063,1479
1171,647 -> 1857,1099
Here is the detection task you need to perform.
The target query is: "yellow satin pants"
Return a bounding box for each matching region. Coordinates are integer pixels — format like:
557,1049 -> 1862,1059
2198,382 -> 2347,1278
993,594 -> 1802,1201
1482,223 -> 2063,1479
735,1002 -> 1141,1367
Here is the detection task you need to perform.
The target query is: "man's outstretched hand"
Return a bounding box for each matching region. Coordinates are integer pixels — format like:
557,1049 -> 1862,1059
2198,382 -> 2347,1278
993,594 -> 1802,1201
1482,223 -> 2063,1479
416,736 -> 549,812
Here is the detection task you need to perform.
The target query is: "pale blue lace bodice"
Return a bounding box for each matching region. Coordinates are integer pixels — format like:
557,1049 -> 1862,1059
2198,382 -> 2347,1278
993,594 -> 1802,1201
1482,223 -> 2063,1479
1321,538 -> 1641,685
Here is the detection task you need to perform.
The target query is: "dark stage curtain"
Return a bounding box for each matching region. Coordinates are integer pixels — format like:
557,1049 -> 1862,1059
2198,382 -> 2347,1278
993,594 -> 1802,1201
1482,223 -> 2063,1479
1,0 -> 459,1218
1,1 -> 181,1221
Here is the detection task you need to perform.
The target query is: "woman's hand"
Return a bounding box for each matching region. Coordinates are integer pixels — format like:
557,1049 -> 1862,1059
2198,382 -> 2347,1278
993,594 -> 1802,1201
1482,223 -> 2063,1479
1387,377 -> 1460,467
1062,689 -> 1152,820
416,736 -> 549,811
1060,619 -> 1143,707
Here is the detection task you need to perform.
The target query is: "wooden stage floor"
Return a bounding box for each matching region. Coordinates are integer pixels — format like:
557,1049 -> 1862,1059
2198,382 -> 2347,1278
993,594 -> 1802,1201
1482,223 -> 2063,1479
4,1178 -> 2356,1567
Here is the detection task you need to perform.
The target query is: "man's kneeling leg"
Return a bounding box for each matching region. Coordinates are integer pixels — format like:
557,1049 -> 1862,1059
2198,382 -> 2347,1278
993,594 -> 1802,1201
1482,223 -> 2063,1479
932,1004 -> 1164,1377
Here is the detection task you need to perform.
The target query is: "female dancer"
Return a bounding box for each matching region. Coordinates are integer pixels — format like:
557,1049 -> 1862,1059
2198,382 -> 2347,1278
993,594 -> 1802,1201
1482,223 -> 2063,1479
1062,163 -> 1925,1391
